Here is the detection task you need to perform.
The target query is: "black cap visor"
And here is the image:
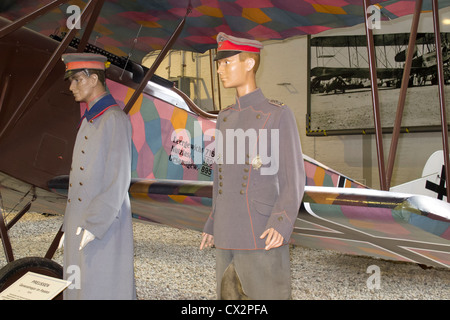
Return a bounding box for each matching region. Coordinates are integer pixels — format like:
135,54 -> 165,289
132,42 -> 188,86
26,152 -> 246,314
214,50 -> 240,61
64,68 -> 87,80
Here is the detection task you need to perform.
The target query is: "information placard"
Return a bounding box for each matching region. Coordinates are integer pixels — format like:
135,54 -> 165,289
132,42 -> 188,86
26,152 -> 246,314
0,272 -> 70,300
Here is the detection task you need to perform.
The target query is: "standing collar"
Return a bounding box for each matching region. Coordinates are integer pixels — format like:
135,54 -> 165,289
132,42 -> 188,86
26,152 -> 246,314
83,94 -> 117,122
236,88 -> 266,110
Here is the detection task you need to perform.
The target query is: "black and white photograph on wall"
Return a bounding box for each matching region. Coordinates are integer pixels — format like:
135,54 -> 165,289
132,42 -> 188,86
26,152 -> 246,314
308,26 -> 450,136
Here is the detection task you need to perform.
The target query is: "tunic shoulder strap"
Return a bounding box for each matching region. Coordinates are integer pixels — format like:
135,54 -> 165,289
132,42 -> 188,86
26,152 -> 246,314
268,99 -> 284,107
222,104 -> 234,111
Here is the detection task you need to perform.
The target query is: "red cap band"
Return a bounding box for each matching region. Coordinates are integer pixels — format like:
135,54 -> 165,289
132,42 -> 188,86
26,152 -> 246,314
218,40 -> 261,53
65,60 -> 105,71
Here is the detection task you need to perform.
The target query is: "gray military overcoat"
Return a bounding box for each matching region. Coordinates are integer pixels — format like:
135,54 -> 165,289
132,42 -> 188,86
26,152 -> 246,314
203,88 -> 305,250
63,96 -> 135,300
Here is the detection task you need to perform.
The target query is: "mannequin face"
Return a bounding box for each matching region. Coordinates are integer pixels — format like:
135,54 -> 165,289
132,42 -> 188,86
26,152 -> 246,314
217,54 -> 255,92
68,71 -> 97,103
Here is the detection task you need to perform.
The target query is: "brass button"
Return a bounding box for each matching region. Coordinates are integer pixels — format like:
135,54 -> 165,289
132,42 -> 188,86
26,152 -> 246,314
69,183 -> 72,187
219,167 -> 222,172
219,182 -> 223,187
244,168 -> 249,172
85,136 -> 88,140
80,166 -> 84,170
243,175 -> 248,180
256,114 -> 261,119
242,182 -> 247,187
240,190 -> 245,195
219,175 -> 223,179
89,120 -> 93,123
68,199 -> 71,203
219,190 -> 222,194
223,117 -> 227,122
79,182 -> 83,186
81,150 -> 85,154
78,198 -> 82,202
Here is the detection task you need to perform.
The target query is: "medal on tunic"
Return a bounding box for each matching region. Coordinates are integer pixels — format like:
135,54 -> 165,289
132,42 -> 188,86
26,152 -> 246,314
252,155 -> 262,170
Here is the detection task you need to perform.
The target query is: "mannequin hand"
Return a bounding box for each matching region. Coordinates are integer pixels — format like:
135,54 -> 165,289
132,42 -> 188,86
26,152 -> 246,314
200,233 -> 214,250
76,227 -> 95,251
58,234 -> 65,249
260,228 -> 284,250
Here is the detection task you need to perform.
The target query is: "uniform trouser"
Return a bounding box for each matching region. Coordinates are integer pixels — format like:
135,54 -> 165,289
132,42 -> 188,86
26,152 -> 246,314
215,245 -> 291,300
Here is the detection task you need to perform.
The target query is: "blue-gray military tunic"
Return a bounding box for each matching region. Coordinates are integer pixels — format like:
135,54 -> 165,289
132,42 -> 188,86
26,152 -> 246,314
63,94 -> 136,300
203,88 -> 305,250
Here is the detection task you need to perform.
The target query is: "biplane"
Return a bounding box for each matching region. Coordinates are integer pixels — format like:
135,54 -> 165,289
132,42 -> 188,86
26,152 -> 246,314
0,0 -> 449,294
311,32 -> 450,93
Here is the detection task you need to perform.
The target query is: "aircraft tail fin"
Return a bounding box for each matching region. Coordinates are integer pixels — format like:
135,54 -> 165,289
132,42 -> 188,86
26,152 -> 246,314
390,150 -> 447,200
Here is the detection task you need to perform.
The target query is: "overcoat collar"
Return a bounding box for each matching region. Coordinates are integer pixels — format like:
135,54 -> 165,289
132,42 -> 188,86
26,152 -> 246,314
84,94 -> 117,122
78,94 -> 118,127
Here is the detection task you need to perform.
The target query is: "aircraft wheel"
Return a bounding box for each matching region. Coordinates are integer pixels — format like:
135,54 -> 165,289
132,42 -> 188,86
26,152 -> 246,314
0,257 -> 63,299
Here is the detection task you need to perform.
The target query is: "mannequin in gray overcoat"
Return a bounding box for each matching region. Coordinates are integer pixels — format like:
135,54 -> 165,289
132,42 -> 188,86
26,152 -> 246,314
200,33 -> 305,300
61,53 -> 136,300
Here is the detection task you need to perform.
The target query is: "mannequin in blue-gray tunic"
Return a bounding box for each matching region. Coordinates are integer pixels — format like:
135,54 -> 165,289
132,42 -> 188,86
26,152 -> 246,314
200,33 -> 305,300
61,53 -> 135,300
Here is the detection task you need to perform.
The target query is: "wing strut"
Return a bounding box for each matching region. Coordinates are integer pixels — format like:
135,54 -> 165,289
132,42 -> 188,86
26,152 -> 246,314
0,206 -> 14,263
363,0 -> 387,190
123,5 -> 192,114
431,0 -> 450,202
387,0 -> 423,188
0,0 -> 70,39
0,190 -> 33,263
384,0 -> 450,202
364,0 -> 450,198
0,0 -> 97,142
76,0 -> 105,53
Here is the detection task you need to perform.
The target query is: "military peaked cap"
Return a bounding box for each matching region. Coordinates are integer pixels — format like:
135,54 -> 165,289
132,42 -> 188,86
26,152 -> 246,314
61,53 -> 108,79
214,32 -> 263,61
